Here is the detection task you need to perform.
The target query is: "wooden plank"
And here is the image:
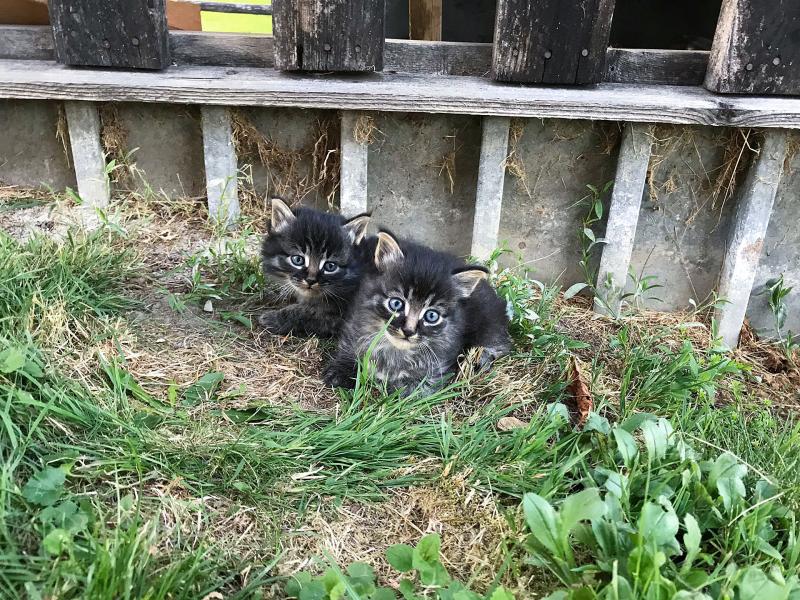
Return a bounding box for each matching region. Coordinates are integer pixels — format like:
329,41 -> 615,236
492,0 -> 616,84
4,60 -> 800,129
272,0 -> 384,72
706,0 -> 800,95
64,101 -> 110,208
605,48 -> 707,86
198,2 -> 272,15
594,123 -> 652,316
409,0 -> 443,41
470,117 -> 510,261
339,111 -> 370,217
0,26 -> 712,85
48,0 -> 169,70
715,130 -> 789,348
201,106 -> 240,227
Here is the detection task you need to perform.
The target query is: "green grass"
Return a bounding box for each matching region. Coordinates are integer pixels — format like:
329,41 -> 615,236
2,219 -> 800,598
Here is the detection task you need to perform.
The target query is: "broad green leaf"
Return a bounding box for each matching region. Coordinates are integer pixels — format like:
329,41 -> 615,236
613,427 -> 638,467
414,533 -> 441,565
757,539 -> 784,562
22,467 -> 66,507
39,500 -> 88,534
322,569 -> 342,593
522,493 -> 560,555
682,514 -> 701,571
23,583 -> 43,600
373,588 -> 397,600
0,347 -> 26,374
398,579 -> 416,600
298,581 -> 327,600
285,572 -> 313,598
584,413 -> 611,435
641,419 -> 673,461
637,499 -> 679,553
489,587 -> 515,600
620,412 -> 656,433
709,453 -> 747,512
564,282 -> 588,300
559,488 -> 607,535
348,562 -> 376,597
182,371 -> 225,406
348,562 -> 375,579
42,528 -> 70,555
736,567 -> 789,600
387,544 -> 414,572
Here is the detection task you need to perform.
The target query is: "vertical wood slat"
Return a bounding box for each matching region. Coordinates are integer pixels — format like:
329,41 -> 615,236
706,0 -> 800,95
201,106 -> 240,228
594,123 -> 653,316
272,0 -> 385,72
409,0 -> 443,41
715,130 -> 789,348
64,101 -> 110,209
470,117 -> 510,261
492,0 -> 616,84
339,111 -> 370,217
48,0 -> 169,70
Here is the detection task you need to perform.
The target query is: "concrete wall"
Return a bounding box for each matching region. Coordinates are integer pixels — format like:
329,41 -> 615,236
0,100 -> 75,190
3,99 -> 799,333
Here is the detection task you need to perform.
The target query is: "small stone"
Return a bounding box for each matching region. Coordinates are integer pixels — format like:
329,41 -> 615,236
498,416 -> 527,431
203,300 -> 214,313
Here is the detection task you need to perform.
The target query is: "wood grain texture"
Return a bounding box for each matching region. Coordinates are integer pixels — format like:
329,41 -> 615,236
706,0 -> 800,95
48,0 -> 169,69
272,0 -> 384,72
409,0 -> 442,41
715,131 -> 789,347
0,26 -> 710,85
493,0 -> 616,84
2,60 -> 800,128
198,2 -> 272,15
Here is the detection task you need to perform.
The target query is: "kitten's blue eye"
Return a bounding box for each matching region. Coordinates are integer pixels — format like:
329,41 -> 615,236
423,309 -> 441,324
322,261 -> 339,273
387,297 -> 404,312
289,255 -> 304,267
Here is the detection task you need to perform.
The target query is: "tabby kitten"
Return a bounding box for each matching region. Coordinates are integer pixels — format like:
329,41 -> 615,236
259,198 -> 371,338
324,231 -> 511,393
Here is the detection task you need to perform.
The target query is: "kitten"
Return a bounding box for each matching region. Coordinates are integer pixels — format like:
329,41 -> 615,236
324,230 -> 511,393
259,198 -> 371,338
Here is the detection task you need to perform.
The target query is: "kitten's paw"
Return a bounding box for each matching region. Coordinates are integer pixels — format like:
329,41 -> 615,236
323,364 -> 356,389
477,345 -> 510,371
258,310 -> 290,334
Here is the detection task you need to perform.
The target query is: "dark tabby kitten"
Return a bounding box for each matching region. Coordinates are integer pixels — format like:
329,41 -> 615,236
259,198 -> 371,337
324,230 -> 511,393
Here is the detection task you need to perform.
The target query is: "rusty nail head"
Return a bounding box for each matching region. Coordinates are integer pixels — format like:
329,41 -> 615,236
746,63 -> 753,71
544,50 -> 552,59
132,37 -> 140,47
773,56 -> 781,65
324,43 -> 332,52
581,48 -> 588,57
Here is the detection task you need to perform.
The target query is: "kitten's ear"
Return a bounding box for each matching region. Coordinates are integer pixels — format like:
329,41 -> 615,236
342,213 -> 371,245
374,231 -> 404,271
271,198 -> 296,233
452,266 -> 488,298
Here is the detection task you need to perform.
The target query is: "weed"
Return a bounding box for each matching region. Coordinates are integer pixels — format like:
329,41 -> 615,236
756,274 -> 799,363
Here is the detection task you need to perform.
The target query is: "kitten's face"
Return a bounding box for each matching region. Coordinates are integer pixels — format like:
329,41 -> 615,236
363,232 -> 487,350
261,199 -> 370,301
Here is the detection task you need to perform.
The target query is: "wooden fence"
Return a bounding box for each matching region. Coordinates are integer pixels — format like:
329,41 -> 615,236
1,0 -> 799,347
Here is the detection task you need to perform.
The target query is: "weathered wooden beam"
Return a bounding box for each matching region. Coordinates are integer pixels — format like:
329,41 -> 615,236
48,0 -> 170,70
4,60 -> 800,129
272,0 -> 385,72
409,0 -> 443,41
715,130 -> 789,348
0,25 -> 711,85
198,2 -> 272,15
64,101 -> 110,209
492,0 -> 616,84
706,0 -> 800,95
471,117 -> 510,261
339,111 -> 370,217
200,106 -> 240,227
594,123 -> 653,316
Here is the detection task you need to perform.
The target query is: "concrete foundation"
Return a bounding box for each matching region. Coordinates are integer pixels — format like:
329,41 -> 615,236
0,100 -> 75,190
2,99 -> 799,335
